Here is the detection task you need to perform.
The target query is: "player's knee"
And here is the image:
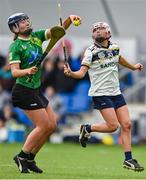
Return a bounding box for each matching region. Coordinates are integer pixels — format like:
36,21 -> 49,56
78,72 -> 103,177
49,121 -> 57,133
45,120 -> 57,135
39,121 -> 52,133
41,123 -> 56,136
108,122 -> 119,132
121,121 -> 131,131
39,116 -> 57,135
40,125 -> 49,134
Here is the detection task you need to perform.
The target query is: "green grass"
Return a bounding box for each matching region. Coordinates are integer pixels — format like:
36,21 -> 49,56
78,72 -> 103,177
0,143 -> 146,179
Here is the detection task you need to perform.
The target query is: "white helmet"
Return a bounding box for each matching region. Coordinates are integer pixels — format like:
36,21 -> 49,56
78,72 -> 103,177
92,22 -> 111,42
92,22 -> 111,33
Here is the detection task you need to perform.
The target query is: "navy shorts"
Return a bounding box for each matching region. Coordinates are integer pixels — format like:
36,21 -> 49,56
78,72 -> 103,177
92,94 -> 126,110
12,84 -> 49,110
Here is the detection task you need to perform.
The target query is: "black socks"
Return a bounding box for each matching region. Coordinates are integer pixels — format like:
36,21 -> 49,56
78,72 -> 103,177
85,124 -> 92,133
29,153 -> 36,161
18,150 -> 36,160
125,151 -> 132,161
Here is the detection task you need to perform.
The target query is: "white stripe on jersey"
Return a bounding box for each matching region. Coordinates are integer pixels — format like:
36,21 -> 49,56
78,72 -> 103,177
81,42 -> 121,96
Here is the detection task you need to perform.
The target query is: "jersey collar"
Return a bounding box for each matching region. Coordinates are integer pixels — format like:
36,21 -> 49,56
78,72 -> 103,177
18,36 -> 31,41
94,41 -> 111,49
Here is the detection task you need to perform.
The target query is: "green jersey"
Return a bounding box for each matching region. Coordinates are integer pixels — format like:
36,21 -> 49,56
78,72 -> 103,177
9,29 -> 47,89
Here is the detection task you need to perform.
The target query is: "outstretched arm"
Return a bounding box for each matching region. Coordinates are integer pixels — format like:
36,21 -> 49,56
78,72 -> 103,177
46,15 -> 81,39
63,15 -> 81,30
119,56 -> 143,71
64,63 -> 88,79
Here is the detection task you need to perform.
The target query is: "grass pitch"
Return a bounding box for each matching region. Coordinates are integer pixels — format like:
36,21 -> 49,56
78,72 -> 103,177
0,143 -> 146,179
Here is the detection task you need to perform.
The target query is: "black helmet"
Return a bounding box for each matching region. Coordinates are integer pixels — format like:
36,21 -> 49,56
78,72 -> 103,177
8,13 -> 30,33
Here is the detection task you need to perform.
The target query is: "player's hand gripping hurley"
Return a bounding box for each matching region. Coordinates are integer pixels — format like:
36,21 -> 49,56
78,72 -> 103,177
58,3 -> 81,65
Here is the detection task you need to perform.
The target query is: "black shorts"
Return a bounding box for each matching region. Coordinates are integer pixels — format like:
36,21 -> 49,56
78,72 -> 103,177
12,84 -> 49,110
92,94 -> 126,110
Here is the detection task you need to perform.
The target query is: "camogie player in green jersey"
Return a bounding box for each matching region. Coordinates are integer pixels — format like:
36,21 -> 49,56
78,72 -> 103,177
8,12 -> 81,173
64,22 -> 144,172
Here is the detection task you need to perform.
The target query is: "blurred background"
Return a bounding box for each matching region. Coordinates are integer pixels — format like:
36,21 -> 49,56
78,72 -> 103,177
0,0 -> 146,146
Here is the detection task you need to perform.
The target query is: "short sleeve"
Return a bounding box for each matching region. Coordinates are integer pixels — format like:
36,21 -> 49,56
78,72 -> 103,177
112,43 -> 121,62
9,43 -> 21,64
81,48 -> 93,67
33,29 -> 46,42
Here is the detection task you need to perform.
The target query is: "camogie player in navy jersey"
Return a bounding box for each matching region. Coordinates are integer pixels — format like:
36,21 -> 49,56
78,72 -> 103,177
64,22 -> 144,171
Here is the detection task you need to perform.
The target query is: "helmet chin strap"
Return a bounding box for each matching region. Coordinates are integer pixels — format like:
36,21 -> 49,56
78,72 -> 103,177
95,37 -> 106,43
21,28 -> 33,36
12,23 -> 19,33
95,35 -> 111,43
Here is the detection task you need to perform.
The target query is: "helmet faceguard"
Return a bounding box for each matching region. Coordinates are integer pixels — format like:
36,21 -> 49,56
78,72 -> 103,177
7,13 -> 32,34
92,22 -> 111,43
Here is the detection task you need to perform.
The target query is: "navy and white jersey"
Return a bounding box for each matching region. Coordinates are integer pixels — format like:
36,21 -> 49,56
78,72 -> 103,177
81,42 -> 121,96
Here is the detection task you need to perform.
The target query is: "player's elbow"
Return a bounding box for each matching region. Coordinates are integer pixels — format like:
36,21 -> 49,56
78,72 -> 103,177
75,73 -> 85,79
11,70 -> 18,78
78,70 -> 86,79
79,73 -> 85,79
11,69 -> 22,78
